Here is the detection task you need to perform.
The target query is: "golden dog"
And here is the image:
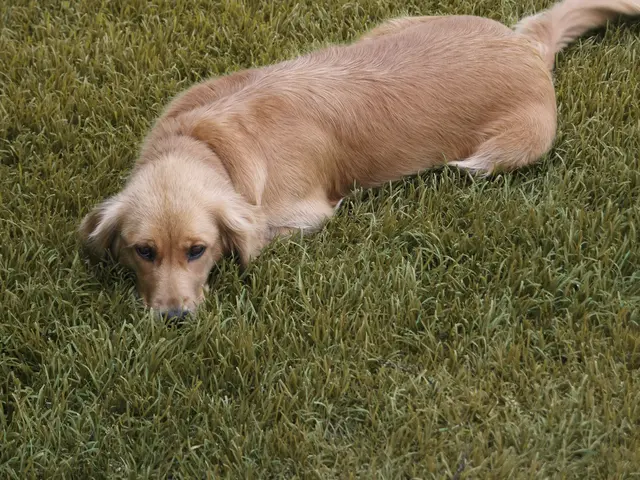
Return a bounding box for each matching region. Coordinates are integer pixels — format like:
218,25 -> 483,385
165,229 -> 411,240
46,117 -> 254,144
80,0 -> 640,318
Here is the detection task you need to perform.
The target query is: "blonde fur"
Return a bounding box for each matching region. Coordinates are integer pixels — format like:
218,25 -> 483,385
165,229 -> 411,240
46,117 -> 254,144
80,0 -> 640,316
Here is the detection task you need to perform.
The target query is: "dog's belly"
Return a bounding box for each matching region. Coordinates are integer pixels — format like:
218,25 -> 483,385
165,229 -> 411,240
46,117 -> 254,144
264,192 -> 337,236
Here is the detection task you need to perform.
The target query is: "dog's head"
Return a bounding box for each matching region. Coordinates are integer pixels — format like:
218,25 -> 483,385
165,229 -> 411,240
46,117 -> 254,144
79,139 -> 262,318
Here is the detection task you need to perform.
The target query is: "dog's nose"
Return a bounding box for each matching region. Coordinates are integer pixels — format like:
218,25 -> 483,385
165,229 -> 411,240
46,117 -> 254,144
162,308 -> 190,320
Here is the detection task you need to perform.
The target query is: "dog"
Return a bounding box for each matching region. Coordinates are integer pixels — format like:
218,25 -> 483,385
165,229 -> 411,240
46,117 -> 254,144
79,0 -> 640,318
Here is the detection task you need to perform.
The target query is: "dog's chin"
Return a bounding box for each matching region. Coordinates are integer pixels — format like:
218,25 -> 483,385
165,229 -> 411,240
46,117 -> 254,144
148,304 -> 197,324
156,290 -> 208,322
159,308 -> 192,321
130,289 -> 200,322
158,310 -> 192,327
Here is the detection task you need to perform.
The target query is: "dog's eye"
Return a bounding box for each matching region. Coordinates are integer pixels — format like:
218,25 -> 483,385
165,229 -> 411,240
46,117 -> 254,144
135,245 -> 155,261
187,245 -> 206,261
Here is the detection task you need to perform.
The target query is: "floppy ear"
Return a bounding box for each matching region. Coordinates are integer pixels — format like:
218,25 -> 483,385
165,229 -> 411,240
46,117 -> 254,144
78,196 -> 125,260
216,198 -> 265,268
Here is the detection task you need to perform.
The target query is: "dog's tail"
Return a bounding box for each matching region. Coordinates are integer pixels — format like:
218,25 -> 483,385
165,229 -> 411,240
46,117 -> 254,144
515,0 -> 640,70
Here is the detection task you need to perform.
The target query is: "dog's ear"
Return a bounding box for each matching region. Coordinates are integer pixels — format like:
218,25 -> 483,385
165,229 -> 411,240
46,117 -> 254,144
216,198 -> 264,268
189,116 -> 225,156
78,196 -> 125,260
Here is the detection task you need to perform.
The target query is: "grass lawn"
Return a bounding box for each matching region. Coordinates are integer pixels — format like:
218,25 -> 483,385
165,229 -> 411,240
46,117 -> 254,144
1,0 -> 639,477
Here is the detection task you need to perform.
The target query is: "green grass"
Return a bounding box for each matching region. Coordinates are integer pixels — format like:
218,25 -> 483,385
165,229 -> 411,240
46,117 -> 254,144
1,0 -> 639,477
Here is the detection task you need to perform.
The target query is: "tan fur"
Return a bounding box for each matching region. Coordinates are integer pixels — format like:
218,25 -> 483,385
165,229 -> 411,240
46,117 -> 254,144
79,0 -> 640,316
515,0 -> 640,70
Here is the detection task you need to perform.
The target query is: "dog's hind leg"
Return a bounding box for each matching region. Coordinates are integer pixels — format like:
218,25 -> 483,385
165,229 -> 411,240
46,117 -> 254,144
448,106 -> 557,175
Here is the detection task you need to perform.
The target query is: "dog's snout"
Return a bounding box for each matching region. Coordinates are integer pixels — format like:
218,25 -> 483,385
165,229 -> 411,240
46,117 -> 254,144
162,308 -> 191,320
